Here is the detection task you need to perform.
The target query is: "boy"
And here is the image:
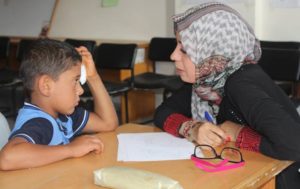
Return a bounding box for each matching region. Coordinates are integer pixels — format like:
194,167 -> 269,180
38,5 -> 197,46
0,39 -> 118,170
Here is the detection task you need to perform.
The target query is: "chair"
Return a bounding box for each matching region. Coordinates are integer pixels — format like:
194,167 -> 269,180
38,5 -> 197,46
133,37 -> 184,99
16,39 -> 36,63
258,41 -> 300,97
64,38 -> 96,54
9,39 -> 37,113
0,112 -> 11,149
0,37 -> 22,117
94,43 -> 137,123
130,37 -> 184,122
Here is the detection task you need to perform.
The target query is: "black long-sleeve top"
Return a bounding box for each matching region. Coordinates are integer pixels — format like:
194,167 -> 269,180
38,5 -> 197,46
154,64 -> 300,161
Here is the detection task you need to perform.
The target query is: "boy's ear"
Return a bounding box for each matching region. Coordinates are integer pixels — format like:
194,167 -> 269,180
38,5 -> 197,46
37,75 -> 54,96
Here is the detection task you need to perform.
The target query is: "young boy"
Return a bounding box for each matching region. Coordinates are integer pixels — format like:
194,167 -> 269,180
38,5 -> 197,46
0,39 -> 118,170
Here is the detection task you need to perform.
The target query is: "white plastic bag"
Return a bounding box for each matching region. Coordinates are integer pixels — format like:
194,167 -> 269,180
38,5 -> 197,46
94,166 -> 183,189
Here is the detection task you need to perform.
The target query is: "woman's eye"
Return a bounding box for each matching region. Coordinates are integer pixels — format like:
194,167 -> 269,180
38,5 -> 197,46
180,48 -> 187,54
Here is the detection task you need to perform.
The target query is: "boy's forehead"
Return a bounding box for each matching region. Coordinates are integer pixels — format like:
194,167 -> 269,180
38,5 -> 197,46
60,63 -> 81,77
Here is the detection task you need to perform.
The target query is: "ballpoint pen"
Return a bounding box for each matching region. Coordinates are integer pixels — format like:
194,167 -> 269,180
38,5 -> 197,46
204,111 -> 214,123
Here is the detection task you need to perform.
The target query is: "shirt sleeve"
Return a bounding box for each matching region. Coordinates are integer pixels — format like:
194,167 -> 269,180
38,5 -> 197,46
235,126 -> 261,152
163,113 -> 192,137
70,107 -> 90,136
9,118 -> 53,145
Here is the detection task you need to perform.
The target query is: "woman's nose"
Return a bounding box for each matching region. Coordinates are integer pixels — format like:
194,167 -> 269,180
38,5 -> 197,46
170,45 -> 180,62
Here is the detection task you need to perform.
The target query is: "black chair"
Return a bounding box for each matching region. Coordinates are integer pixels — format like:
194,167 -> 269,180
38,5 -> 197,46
0,37 -> 22,117
133,37 -> 184,100
0,37 -> 13,82
129,37 -> 184,122
94,43 -> 137,123
16,39 -> 36,63
258,41 -> 300,97
64,38 -> 96,54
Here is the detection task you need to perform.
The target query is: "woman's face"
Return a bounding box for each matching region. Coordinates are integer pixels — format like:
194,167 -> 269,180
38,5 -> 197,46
170,34 -> 196,83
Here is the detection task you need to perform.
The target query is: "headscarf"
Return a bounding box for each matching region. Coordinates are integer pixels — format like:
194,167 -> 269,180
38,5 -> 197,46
172,2 -> 261,123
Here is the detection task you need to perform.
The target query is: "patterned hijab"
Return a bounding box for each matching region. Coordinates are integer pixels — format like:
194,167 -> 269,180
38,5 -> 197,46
172,2 -> 261,123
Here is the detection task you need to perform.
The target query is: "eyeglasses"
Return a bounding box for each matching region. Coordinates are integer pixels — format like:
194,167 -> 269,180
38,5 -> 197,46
191,144 -> 245,172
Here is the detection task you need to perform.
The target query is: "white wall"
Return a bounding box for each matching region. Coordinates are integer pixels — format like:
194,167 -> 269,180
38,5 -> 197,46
49,0 -> 175,41
255,0 -> 300,41
2,0 -> 300,42
0,0 -> 55,37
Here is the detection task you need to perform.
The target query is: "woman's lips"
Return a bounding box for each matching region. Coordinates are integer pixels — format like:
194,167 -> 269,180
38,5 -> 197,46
176,68 -> 184,74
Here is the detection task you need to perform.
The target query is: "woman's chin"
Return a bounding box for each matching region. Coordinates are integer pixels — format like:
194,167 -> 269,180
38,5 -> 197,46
180,76 -> 194,83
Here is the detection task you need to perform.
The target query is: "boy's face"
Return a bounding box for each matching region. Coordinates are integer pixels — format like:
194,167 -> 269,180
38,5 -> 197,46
50,63 -> 84,116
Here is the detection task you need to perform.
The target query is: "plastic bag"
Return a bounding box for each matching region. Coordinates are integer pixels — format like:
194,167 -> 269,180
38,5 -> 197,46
94,166 -> 183,189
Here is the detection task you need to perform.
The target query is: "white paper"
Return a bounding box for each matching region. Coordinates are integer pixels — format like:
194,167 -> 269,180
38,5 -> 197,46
117,132 -> 199,162
80,64 -> 86,85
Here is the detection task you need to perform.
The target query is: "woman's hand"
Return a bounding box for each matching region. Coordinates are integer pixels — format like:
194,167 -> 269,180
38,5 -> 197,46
219,121 -> 243,142
180,121 -> 227,147
194,122 -> 227,147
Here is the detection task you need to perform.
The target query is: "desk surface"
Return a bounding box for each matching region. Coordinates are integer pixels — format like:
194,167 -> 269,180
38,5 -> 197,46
0,124 -> 291,189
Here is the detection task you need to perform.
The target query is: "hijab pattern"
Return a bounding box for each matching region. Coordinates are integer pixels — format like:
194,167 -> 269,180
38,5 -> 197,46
173,2 -> 261,122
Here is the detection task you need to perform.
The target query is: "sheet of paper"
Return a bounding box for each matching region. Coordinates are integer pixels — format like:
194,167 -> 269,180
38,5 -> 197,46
117,132 -> 201,162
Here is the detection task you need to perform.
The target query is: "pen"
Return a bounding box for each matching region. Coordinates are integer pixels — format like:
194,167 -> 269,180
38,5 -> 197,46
204,111 -> 214,123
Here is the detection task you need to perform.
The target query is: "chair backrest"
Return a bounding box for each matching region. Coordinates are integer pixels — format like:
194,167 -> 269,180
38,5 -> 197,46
148,37 -> 177,72
64,38 -> 96,54
258,41 -> 300,81
94,43 -> 137,70
17,39 -> 36,62
260,40 -> 300,50
0,37 -> 10,59
0,112 -> 11,149
94,43 -> 137,85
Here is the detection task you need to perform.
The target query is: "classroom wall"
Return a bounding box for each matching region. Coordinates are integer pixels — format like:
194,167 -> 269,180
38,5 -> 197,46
255,0 -> 300,41
49,0 -> 175,41
1,0 -> 300,42
0,0 -> 55,37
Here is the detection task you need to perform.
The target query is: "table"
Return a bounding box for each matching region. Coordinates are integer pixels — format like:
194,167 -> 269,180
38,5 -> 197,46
0,124 -> 292,189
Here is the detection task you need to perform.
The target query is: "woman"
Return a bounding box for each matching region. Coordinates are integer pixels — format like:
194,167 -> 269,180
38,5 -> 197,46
154,2 -> 300,188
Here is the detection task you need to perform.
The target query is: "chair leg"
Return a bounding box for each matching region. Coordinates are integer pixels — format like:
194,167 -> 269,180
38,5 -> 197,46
11,85 -> 17,117
124,92 -> 129,123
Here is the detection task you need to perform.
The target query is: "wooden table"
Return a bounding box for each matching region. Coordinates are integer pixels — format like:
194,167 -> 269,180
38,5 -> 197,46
0,124 -> 292,189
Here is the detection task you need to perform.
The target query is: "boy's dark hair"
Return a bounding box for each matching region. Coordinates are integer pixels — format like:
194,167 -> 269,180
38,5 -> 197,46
20,39 -> 82,93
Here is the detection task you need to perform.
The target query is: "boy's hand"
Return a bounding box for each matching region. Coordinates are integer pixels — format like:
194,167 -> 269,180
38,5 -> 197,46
76,46 -> 98,79
67,135 -> 104,158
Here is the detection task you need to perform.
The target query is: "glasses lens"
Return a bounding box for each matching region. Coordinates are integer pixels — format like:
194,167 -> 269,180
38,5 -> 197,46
196,145 -> 216,159
220,148 -> 242,163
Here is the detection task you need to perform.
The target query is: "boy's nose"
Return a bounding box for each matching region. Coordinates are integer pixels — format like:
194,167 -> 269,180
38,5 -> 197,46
77,84 -> 84,96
